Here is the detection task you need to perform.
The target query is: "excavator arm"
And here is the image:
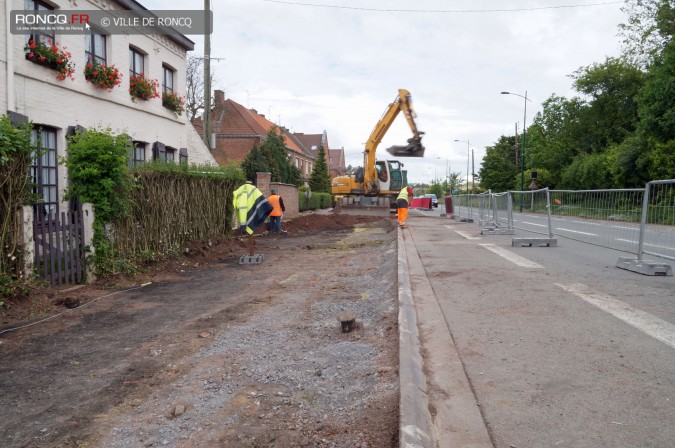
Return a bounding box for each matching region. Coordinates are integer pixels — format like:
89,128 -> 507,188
363,89 -> 425,193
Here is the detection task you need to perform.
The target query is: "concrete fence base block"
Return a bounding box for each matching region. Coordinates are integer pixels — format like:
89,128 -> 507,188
616,257 -> 673,276
239,254 -> 264,265
512,238 -> 557,247
481,227 -> 515,235
459,217 -> 474,223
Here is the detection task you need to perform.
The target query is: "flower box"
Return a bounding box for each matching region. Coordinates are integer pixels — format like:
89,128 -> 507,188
85,62 -> 122,91
162,91 -> 186,116
129,73 -> 160,101
24,39 -> 75,81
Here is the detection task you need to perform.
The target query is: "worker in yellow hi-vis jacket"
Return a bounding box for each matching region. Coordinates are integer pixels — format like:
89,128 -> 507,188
396,184 -> 413,227
233,182 -> 273,234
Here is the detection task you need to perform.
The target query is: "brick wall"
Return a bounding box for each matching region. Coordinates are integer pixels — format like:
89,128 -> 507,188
256,172 -> 299,219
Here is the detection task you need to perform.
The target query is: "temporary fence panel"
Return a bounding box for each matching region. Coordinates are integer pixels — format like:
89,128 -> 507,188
510,188 -> 553,237
548,188 -> 643,253
492,191 -> 514,230
453,194 -> 476,221
638,179 -> 675,262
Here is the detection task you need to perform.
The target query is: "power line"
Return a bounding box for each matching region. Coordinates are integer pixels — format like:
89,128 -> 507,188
262,0 -> 623,13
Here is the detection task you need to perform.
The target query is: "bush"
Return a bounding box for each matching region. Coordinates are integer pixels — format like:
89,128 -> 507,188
299,191 -> 333,211
0,115 -> 34,284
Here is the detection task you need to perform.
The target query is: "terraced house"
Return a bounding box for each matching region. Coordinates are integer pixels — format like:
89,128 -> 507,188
1,0 -> 215,220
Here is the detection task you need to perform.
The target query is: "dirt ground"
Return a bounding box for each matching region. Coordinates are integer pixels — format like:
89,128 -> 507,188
0,212 -> 400,448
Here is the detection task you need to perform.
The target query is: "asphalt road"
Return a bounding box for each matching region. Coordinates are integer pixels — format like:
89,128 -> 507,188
404,214 -> 675,448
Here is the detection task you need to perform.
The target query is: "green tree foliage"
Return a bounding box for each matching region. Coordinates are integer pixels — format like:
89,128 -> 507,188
637,40 -> 675,143
560,152 -> 614,190
526,95 -> 586,187
479,136 -> 518,192
519,168 -> 554,190
619,0 -> 673,67
427,180 -> 445,198
63,127 -> 133,223
240,128 -> 302,186
308,146 -> 332,193
0,115 -> 33,286
571,57 -> 644,151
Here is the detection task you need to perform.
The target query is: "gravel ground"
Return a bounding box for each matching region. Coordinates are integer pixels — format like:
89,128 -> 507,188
0,215 -> 400,448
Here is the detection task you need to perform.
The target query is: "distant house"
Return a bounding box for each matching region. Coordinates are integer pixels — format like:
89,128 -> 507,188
194,91 -> 316,178
294,131 -> 345,178
1,0 -> 215,219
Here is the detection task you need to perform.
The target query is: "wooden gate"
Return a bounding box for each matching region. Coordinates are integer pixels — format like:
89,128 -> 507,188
33,209 -> 85,286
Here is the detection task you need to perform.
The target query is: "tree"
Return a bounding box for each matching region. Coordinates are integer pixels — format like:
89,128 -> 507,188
240,128 -> 303,186
571,57 -> 644,151
478,135 -> 518,192
447,171 -> 463,193
525,95 -> 587,187
636,38 -> 675,180
185,55 -> 215,121
560,152 -> 614,190
308,146 -> 331,193
619,0 -> 674,67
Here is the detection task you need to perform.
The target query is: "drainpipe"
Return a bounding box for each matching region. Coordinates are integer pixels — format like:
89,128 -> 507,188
5,0 -> 15,111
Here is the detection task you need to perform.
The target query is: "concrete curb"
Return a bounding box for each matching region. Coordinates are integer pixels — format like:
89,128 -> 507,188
397,227 -> 434,447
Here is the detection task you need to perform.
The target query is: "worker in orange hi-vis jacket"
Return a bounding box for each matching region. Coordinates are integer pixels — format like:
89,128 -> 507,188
267,188 -> 286,233
396,184 -> 413,227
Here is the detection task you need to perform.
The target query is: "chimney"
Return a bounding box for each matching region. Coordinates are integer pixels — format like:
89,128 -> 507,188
214,90 -> 225,106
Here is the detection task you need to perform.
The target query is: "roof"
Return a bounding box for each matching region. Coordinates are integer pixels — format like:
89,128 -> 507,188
328,148 -> 345,170
294,133 -> 323,152
207,98 -> 307,156
113,0 -> 195,51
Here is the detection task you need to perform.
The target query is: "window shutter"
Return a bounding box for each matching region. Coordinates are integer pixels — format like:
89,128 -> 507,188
8,111 -> 29,127
152,141 -> 166,161
126,136 -> 135,168
66,125 -> 86,137
179,148 -> 188,165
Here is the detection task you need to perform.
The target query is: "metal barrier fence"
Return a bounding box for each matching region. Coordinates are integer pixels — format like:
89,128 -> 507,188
637,179 -> 675,262
452,194 -> 476,222
548,188 -> 643,253
450,179 -> 675,264
510,189 -> 553,238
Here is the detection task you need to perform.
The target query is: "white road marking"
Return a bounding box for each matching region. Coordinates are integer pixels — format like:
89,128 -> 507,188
555,283 -> 675,351
556,228 -> 597,236
523,222 -> 548,227
479,244 -> 544,268
617,239 -> 675,251
448,227 -> 481,240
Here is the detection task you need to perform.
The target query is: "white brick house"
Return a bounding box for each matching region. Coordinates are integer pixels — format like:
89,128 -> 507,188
1,0 -> 215,218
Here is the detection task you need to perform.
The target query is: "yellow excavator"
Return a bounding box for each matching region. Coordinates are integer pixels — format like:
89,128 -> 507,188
331,89 -> 425,205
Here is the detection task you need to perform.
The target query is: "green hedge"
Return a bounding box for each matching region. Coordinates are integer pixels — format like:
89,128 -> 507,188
299,191 -> 333,211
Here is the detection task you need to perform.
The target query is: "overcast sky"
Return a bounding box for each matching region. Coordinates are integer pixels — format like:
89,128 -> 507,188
144,0 -> 627,184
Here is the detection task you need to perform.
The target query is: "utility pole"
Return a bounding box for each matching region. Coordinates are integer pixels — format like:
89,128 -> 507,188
203,0 -> 211,150
514,122 -> 519,166
471,149 -> 475,194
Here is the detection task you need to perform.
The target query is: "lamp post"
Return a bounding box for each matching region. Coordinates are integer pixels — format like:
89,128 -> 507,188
436,156 -> 450,195
454,139 -> 470,194
501,91 -> 532,212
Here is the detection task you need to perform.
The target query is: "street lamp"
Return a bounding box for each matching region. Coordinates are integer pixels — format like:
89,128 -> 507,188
454,139 -> 470,194
501,91 -> 532,212
436,156 -> 450,195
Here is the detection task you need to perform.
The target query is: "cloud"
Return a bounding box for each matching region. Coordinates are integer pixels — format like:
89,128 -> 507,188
143,0 -> 626,183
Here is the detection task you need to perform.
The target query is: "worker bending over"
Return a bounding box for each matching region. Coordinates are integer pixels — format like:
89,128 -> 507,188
396,184 -> 413,227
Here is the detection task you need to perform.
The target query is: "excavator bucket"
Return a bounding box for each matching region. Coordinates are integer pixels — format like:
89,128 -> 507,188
385,137 -> 425,157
